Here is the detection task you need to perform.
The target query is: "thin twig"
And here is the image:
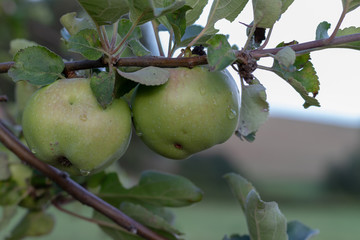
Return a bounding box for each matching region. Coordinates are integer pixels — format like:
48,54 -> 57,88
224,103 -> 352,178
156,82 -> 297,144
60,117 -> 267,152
244,24 -> 257,50
101,26 -> 111,51
250,33 -> 360,58
258,27 -> 273,50
97,25 -> 108,52
0,120 -> 168,240
52,200 -> 133,233
256,64 -> 275,72
326,8 -> 347,44
110,20 -> 119,50
185,0 -> 221,49
167,29 -> 174,57
151,20 -> 165,57
0,33 -> 359,74
111,13 -> 144,55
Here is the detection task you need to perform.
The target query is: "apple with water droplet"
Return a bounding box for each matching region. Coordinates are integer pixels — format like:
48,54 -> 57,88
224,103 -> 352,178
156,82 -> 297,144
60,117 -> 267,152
22,78 -> 132,176
132,66 -> 240,159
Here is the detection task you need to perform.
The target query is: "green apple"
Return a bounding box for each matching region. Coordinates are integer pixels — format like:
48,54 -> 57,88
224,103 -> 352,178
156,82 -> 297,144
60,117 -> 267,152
22,78 -> 132,176
15,81 -> 39,122
132,66 -> 240,160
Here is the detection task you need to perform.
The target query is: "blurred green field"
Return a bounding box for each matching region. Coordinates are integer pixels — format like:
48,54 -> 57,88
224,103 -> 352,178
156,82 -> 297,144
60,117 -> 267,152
1,198 -> 359,240
173,199 -> 360,240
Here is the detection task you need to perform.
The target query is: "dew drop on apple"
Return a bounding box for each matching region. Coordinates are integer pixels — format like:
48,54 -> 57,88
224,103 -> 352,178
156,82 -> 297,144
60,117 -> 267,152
80,169 -> 91,176
227,108 -> 237,120
199,87 -> 206,96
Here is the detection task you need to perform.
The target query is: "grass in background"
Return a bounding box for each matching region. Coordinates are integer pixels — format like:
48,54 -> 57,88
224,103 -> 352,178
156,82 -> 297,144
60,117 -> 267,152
173,198 -> 360,240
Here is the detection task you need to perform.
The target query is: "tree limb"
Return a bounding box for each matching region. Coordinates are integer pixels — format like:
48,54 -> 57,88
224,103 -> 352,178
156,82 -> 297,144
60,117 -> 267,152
0,33 -> 359,74
0,120 -> 168,240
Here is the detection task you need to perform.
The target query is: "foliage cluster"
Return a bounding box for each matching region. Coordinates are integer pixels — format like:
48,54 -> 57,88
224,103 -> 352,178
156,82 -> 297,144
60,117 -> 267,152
1,0 -> 360,239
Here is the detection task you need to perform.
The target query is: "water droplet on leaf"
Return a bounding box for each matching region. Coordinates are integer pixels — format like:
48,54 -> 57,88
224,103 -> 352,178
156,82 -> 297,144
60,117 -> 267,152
199,87 -> 206,96
31,149 -> 37,154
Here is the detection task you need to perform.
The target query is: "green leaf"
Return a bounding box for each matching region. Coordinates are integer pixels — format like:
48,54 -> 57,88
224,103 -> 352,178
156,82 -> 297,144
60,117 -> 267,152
77,0 -> 129,25
0,152 -> 10,181
60,12 -> 95,36
287,220 -> 319,240
316,22 -> 360,50
67,29 -> 103,60
99,171 -> 203,207
224,173 -> 256,212
315,21 -> 331,40
120,202 -> 182,235
90,71 -> 115,109
128,39 -> 152,56
6,210 -> 54,240
8,46 -> 64,86
86,171 -> 107,189
245,190 -> 288,240
152,1 -> 186,17
116,19 -> 151,56
252,0 -> 282,28
0,181 -> 23,206
144,204 -> 175,224
114,70 -> 139,98
98,172 -> 128,207
274,46 -> 296,69
272,44 -> 320,108
116,67 -> 170,86
0,205 -> 17,231
178,24 -> 213,47
165,5 -> 192,46
342,0 -> 360,13
127,171 -> 203,207
237,80 -> 269,141
117,19 -> 143,40
185,0 -> 208,26
9,163 -> 33,188
93,211 -> 143,240
128,0 -> 186,25
281,0 -> 295,14
9,39 -> 38,56
205,0 -> 249,35
283,76 -> 320,109
206,34 -> 237,71
335,27 -> 360,50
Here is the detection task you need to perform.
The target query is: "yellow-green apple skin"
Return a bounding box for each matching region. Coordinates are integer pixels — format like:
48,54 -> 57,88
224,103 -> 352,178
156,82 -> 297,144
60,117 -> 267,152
132,66 -> 240,160
22,78 -> 132,176
15,81 -> 39,122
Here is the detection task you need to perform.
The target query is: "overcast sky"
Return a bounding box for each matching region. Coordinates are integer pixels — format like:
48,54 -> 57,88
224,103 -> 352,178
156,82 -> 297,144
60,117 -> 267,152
189,0 -> 360,128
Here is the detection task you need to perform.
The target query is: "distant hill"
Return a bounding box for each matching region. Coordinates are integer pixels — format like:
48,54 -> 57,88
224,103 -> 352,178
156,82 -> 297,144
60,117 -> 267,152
203,117 -> 360,180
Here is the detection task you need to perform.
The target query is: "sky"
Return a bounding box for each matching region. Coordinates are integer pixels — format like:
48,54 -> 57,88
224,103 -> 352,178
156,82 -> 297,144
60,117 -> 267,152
164,0 -> 360,128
